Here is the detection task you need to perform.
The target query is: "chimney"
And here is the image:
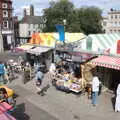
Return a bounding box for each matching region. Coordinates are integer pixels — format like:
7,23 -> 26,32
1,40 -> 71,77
30,5 -> 34,16
23,9 -> 27,17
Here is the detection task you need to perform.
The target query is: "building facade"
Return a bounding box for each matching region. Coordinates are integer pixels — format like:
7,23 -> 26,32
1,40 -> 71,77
0,0 -> 13,50
105,9 -> 120,33
19,5 -> 46,44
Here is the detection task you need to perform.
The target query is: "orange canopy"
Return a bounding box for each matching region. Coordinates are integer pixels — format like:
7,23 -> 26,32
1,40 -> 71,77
28,33 -> 56,47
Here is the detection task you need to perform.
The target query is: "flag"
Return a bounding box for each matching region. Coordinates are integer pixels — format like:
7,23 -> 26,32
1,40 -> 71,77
55,24 -> 65,42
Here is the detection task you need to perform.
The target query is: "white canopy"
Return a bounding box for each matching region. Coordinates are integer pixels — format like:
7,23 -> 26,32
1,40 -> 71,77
27,46 -> 53,55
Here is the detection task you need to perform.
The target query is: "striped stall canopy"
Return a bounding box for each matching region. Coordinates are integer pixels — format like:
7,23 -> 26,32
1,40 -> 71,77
91,55 -> 120,70
89,33 -> 120,49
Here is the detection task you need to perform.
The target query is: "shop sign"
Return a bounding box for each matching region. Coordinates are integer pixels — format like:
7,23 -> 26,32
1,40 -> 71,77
72,56 -> 82,62
117,40 -> 120,54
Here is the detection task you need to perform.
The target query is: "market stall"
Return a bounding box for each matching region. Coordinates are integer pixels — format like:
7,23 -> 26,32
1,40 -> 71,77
54,74 -> 83,93
52,61 -> 84,94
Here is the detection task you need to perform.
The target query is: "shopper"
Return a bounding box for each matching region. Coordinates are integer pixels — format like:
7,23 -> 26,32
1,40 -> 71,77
115,84 -> 120,112
91,75 -> 100,106
36,67 -> 44,92
49,63 -> 56,75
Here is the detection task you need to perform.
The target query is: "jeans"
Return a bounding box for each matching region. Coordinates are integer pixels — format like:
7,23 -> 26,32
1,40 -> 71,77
92,91 -> 98,105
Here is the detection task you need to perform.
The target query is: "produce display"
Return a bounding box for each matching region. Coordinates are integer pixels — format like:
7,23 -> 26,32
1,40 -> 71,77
69,83 -> 82,93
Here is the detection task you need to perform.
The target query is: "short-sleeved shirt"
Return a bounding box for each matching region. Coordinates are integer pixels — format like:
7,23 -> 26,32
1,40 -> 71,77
91,76 -> 100,92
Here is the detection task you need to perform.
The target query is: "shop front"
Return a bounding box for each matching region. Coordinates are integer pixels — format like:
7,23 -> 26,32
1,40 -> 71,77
52,50 -> 95,94
26,46 -> 54,70
90,55 -> 120,92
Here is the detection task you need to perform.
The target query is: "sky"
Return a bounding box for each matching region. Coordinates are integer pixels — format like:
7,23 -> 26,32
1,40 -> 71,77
13,0 -> 120,17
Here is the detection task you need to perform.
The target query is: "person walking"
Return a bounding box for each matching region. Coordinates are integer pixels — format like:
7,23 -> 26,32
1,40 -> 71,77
115,84 -> 120,112
91,75 -> 100,106
36,67 -> 44,93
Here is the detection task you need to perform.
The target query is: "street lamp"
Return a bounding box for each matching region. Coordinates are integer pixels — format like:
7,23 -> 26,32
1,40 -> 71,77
63,19 -> 66,26
63,19 -> 66,44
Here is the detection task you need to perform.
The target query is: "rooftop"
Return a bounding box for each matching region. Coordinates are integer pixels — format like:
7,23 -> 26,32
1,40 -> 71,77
19,15 -> 45,24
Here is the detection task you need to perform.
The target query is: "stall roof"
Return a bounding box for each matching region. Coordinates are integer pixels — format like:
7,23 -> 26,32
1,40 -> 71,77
0,113 -> 16,120
91,55 -> 120,70
26,46 -> 53,55
15,44 -> 34,51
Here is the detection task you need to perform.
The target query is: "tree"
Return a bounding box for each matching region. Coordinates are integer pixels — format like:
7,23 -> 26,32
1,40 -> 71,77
43,1 -> 103,34
76,6 -> 103,35
43,0 -> 74,32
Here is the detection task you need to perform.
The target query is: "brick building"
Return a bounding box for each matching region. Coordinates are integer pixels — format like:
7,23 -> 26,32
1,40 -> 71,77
0,0 -> 13,50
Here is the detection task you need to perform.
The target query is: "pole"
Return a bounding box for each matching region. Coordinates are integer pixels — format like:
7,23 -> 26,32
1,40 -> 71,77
0,24 -> 3,52
63,19 -> 66,44
12,16 -> 15,52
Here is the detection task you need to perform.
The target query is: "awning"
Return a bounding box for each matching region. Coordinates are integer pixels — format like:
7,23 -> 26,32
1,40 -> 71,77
0,113 -> 16,120
27,46 -> 53,55
15,44 -> 34,51
91,55 -> 120,70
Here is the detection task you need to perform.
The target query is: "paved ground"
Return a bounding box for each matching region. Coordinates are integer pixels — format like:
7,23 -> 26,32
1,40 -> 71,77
1,51 -> 120,120
8,73 -> 120,120
11,85 -> 59,120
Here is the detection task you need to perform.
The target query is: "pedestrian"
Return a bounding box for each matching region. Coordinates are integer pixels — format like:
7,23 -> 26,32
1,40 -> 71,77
91,75 -> 100,106
36,67 -> 44,93
115,83 -> 120,112
4,63 -> 10,84
34,62 -> 40,73
49,63 -> 56,74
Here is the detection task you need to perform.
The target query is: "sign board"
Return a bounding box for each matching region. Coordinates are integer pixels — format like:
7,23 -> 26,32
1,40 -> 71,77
117,40 -> 120,54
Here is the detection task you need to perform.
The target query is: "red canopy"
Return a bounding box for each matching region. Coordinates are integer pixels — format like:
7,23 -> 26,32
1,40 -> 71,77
91,55 -> 120,70
0,113 -> 16,120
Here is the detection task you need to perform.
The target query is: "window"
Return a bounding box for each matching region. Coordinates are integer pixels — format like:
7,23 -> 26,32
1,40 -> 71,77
111,15 -> 113,19
86,37 -> 92,50
28,31 -> 31,36
3,10 -> 8,17
103,21 -> 106,26
28,24 -> 30,29
2,3 -> 7,8
3,21 -> 8,28
35,24 -> 38,28
30,24 -> 33,29
114,22 -> 117,26
115,15 -> 117,19
33,24 -> 35,29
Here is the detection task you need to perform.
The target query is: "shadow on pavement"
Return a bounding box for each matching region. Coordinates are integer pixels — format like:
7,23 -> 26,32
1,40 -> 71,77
12,103 -> 30,120
37,84 -> 50,96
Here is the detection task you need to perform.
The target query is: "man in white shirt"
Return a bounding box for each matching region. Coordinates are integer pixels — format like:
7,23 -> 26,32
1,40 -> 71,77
91,76 -> 100,106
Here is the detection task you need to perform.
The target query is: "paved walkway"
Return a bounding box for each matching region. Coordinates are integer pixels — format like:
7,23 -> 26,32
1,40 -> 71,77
7,72 -> 120,120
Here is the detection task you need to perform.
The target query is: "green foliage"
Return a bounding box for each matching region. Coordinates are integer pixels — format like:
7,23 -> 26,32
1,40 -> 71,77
76,6 -> 102,35
43,1 -> 103,35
